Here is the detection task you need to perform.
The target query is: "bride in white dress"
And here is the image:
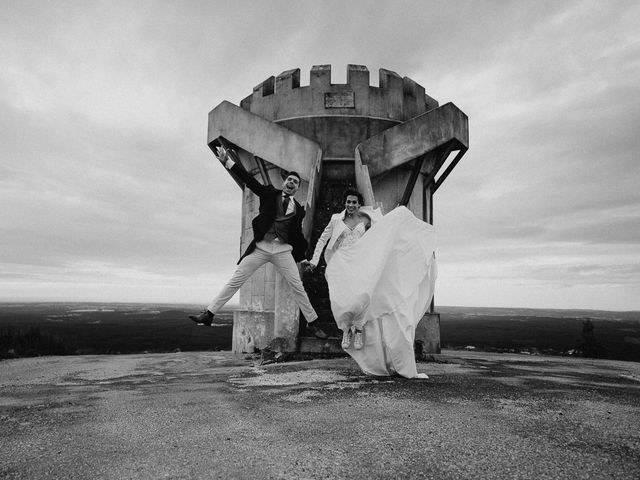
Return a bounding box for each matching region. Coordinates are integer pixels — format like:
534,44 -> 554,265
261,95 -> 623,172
305,189 -> 437,379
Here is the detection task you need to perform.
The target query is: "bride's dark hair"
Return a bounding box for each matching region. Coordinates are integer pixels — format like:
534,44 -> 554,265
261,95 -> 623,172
342,188 -> 364,205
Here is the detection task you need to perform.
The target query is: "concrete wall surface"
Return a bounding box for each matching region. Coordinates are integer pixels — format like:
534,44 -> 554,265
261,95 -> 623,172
357,102 -> 469,177
207,101 -> 322,181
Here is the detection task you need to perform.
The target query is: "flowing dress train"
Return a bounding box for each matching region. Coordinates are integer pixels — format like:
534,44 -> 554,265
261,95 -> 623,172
325,206 -> 437,378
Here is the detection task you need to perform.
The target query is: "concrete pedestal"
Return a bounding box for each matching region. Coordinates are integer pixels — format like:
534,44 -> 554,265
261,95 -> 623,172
414,312 -> 441,358
232,310 -> 275,353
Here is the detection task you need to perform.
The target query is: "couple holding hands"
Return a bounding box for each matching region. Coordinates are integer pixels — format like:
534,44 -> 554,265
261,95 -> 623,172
190,153 -> 436,379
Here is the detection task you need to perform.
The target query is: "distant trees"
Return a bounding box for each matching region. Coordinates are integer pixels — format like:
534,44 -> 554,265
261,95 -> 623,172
0,326 -> 73,359
576,319 -> 605,358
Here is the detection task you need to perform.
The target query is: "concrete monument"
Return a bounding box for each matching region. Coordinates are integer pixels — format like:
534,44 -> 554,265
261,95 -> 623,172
207,64 -> 468,355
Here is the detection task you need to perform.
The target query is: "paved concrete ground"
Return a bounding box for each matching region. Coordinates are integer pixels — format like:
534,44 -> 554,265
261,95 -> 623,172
1,350 -> 639,479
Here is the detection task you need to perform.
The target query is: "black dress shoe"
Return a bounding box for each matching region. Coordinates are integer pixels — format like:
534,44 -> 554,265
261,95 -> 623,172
307,322 -> 328,339
189,310 -> 214,326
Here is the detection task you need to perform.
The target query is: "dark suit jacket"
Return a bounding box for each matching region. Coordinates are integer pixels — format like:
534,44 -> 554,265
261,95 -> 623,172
230,163 -> 308,263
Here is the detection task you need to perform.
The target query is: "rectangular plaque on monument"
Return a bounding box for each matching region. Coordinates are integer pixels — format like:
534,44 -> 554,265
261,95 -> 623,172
325,91 -> 355,108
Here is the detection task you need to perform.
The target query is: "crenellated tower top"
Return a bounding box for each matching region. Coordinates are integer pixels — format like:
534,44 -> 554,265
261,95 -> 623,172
239,64 -> 439,123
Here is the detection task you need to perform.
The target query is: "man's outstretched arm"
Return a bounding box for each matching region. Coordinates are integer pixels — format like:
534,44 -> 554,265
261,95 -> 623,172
218,155 -> 270,197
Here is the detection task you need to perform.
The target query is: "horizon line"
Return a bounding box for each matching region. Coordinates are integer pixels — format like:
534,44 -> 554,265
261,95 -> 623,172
0,301 -> 638,314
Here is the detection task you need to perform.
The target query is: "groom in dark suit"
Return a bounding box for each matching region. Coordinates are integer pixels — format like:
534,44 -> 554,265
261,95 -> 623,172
189,153 -> 328,339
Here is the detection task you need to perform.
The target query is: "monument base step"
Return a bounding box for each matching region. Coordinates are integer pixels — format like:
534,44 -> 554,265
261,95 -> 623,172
298,336 -> 345,354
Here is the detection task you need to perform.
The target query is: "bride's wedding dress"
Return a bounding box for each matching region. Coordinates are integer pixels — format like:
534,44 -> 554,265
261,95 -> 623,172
326,206 -> 437,378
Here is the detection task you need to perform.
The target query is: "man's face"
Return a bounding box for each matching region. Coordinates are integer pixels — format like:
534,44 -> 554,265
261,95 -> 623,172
345,195 -> 361,215
283,175 -> 300,195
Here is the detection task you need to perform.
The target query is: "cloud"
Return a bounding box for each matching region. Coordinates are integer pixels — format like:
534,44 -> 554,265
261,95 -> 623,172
1,0 -> 639,309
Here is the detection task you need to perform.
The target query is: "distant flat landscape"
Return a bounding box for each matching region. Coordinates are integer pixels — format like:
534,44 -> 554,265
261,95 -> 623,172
438,306 -> 640,361
0,302 -> 234,358
1,303 -> 639,361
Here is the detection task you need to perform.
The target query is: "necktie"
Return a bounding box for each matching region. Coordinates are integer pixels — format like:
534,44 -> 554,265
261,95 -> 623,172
282,194 -> 290,213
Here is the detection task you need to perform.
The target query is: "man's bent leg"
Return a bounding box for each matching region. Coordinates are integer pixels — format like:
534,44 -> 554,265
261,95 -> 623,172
207,250 -> 269,314
271,251 -> 319,323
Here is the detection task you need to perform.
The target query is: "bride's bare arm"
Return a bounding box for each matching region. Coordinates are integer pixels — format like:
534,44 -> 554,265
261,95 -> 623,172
309,215 -> 336,266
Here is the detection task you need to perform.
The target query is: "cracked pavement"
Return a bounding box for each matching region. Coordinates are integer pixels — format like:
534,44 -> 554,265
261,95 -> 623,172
1,350 -> 639,479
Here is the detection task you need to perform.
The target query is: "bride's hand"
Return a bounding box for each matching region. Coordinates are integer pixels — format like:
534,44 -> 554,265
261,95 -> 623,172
301,260 -> 316,272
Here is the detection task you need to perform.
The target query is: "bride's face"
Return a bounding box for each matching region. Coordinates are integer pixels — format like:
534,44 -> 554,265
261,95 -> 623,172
345,195 -> 361,215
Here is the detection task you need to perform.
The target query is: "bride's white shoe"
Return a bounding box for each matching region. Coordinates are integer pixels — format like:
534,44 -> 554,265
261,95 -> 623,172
341,329 -> 352,349
353,330 -> 364,350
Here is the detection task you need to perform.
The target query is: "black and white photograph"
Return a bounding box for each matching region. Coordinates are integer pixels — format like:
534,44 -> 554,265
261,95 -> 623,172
1,1 -> 639,478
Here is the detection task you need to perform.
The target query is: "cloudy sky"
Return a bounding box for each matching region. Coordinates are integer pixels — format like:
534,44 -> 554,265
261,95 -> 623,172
1,0 -> 639,311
